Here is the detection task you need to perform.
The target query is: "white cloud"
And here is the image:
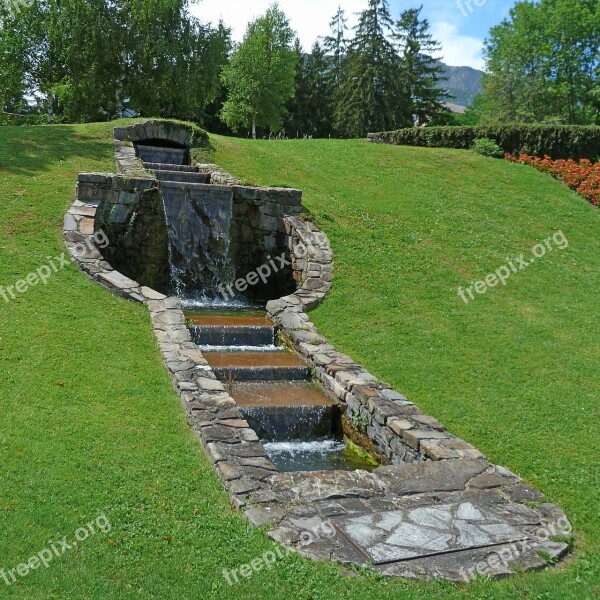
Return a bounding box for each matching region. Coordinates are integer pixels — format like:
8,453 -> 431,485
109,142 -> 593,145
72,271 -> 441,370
191,0 -> 485,70
430,22 -> 485,70
191,0 -> 363,50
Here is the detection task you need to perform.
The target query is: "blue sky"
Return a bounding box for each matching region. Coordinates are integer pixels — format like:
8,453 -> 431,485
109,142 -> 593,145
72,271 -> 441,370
192,0 -> 514,70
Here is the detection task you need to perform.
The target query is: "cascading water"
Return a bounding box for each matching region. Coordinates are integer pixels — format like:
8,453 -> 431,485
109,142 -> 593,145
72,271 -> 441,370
160,181 -> 236,303
240,405 -> 340,441
239,402 -> 378,472
160,165 -> 379,472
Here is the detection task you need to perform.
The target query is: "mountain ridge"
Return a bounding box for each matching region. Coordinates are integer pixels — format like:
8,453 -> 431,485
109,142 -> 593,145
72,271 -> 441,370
438,63 -> 484,107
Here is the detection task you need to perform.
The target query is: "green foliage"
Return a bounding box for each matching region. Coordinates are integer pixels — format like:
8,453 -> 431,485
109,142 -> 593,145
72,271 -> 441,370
371,125 -> 600,160
284,40 -> 334,138
220,3 -> 296,138
394,6 -> 448,126
346,439 -> 379,466
332,0 -> 448,137
472,137 -> 504,158
481,0 -> 600,125
350,412 -> 369,434
0,0 -> 231,124
321,5 -> 348,94
335,0 -> 402,136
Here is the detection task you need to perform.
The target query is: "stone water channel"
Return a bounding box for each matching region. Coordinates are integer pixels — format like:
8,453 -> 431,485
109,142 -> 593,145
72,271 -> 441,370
140,153 -> 379,472
64,120 -> 573,580
188,308 -> 378,473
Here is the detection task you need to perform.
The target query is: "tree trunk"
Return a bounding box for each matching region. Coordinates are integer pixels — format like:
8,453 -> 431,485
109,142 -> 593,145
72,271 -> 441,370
252,118 -> 257,140
47,94 -> 54,124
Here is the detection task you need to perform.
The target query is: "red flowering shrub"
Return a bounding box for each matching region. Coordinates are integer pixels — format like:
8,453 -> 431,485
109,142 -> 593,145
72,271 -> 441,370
506,153 -> 600,206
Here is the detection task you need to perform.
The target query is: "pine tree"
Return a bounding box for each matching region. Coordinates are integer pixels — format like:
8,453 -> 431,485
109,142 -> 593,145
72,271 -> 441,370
305,41 -> 335,137
285,39 -> 309,137
335,0 -> 401,136
322,5 -> 348,92
285,41 -> 334,137
394,6 -> 448,126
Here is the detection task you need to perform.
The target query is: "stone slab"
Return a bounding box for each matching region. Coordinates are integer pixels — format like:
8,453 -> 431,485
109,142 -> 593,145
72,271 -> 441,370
374,459 -> 489,495
333,499 -> 525,565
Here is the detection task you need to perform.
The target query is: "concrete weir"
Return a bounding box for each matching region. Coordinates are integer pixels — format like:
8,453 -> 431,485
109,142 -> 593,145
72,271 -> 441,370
64,119 -> 573,581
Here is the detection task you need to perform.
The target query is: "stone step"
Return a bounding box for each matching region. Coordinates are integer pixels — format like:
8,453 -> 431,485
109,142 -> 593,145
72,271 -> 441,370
240,403 -> 342,442
135,145 -> 187,165
189,313 -> 275,347
158,180 -> 230,192
232,381 -> 335,407
154,170 -> 211,184
204,351 -> 311,382
144,162 -> 199,173
188,314 -> 273,327
190,324 -> 275,347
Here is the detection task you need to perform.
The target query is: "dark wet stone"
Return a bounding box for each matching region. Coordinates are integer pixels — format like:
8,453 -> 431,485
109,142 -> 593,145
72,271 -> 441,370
503,485 -> 545,504
374,459 -> 489,495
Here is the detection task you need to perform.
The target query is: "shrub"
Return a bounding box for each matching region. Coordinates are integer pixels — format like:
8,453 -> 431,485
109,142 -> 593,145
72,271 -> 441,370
506,154 -> 600,206
368,125 -> 600,161
472,138 -> 504,158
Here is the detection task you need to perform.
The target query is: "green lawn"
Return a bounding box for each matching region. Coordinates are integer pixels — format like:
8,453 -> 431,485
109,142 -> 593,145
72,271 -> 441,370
1,120 -> 598,599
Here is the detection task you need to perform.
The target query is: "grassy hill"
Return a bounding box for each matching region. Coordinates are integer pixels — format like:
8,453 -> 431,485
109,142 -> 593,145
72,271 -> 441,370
0,120 -> 598,599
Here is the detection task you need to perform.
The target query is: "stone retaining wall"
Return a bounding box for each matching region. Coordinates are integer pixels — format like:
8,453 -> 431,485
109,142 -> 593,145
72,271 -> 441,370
77,174 -> 170,293
114,120 -> 194,175
81,147 -> 303,299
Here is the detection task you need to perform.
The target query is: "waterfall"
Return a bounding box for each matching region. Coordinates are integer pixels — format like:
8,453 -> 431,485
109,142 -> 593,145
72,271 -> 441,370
239,405 -> 340,441
159,182 -> 235,303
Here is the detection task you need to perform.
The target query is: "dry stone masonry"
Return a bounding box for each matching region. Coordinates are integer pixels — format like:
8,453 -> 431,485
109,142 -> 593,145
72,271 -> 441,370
63,120 -> 573,581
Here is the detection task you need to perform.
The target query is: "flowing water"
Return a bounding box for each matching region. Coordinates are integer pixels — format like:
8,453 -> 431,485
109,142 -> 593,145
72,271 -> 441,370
160,182 -> 235,302
263,440 -> 378,473
157,166 -> 378,472
184,306 -> 379,472
239,398 -> 377,472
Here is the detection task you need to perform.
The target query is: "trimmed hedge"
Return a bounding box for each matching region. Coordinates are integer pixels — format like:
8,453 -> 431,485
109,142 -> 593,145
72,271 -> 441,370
368,126 -> 600,161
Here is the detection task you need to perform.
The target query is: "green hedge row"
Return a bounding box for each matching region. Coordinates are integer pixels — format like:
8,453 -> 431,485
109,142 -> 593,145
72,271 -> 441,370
368,126 -> 600,161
